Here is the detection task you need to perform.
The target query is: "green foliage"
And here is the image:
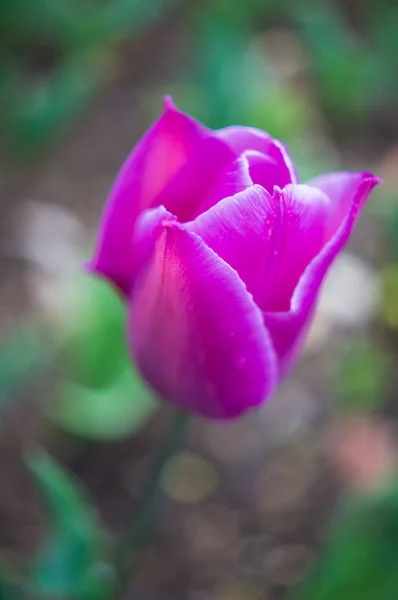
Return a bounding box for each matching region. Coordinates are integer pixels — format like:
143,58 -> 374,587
292,3 -> 376,125
334,341 -> 388,414
51,275 -> 158,440
381,266 -> 398,330
371,6 -> 398,97
193,11 -> 248,129
192,0 -> 398,136
27,450 -> 115,600
0,54 -> 105,155
386,206 -> 398,263
0,327 -> 49,413
0,0 -> 175,155
2,0 -> 398,154
0,561 -> 23,600
293,478 -> 398,600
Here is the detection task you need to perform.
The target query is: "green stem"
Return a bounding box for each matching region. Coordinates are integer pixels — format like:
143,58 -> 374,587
115,409 -> 189,594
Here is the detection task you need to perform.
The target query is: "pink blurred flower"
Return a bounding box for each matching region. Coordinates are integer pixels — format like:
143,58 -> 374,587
88,98 -> 380,419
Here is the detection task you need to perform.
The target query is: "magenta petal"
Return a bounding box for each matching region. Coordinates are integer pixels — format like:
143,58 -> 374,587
187,184 -> 332,312
131,205 -> 176,291
262,310 -> 314,377
154,135 -> 235,221
260,184 -> 332,312
193,155 -> 253,216
88,97 -> 209,294
264,172 -> 381,373
129,223 -> 277,419
186,185 -> 281,303
307,171 -> 380,240
217,126 -> 299,189
192,149 -> 285,217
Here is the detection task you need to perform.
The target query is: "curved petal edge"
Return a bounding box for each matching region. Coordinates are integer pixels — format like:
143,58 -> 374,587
129,222 -> 278,418
264,172 -> 381,373
88,98 -> 209,294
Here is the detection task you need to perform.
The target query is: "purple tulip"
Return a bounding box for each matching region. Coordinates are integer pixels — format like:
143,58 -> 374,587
88,97 -> 380,419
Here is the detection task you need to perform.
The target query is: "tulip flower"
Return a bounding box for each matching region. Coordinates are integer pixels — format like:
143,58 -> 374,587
88,97 -> 380,419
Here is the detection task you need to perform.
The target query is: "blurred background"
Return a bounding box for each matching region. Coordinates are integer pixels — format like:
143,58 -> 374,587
1,0 -> 398,599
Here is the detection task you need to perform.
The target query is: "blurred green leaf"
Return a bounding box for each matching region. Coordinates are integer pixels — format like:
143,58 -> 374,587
380,265 -> 398,331
194,18 -> 248,128
385,208 -> 398,263
51,275 -> 158,440
0,0 -> 175,156
199,0 -> 258,30
59,276 -> 130,389
100,0 -> 176,39
0,559 -> 24,600
0,327 -> 49,413
295,2 -> 377,125
293,478 -> 398,600
27,450 -> 115,600
371,7 -> 398,97
334,341 -> 388,414
247,84 -> 309,141
54,368 -> 158,441
1,53 -> 106,155
0,0 -> 176,50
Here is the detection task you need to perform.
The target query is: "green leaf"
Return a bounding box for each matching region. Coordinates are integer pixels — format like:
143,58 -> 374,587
99,0 -> 177,39
194,19 -> 247,128
295,2 -> 377,124
51,275 -> 158,440
53,368 -> 158,441
2,54 -> 105,156
0,559 -> 24,600
381,266 -> 398,330
0,327 -> 49,413
27,450 -> 115,600
292,478 -> 398,600
370,7 -> 398,97
334,341 -> 388,414
0,0 -> 175,157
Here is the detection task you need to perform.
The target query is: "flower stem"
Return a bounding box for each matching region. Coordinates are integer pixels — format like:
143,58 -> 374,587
115,409 -> 189,594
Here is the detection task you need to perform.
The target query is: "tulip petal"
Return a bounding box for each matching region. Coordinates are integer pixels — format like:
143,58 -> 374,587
186,183 -> 335,313
217,126 -> 299,190
154,135 -> 235,221
186,185 -> 282,303
260,184 -> 333,311
263,172 -> 381,372
131,205 -> 176,290
88,97 -> 209,294
193,155 -> 253,216
129,223 -> 277,418
192,150 -> 289,217
307,171 -> 378,239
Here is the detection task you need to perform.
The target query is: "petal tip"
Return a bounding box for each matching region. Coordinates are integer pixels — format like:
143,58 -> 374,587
361,171 -> 382,185
160,218 -> 183,233
163,95 -> 177,112
358,172 -> 383,198
272,184 -> 282,197
370,175 -> 383,186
